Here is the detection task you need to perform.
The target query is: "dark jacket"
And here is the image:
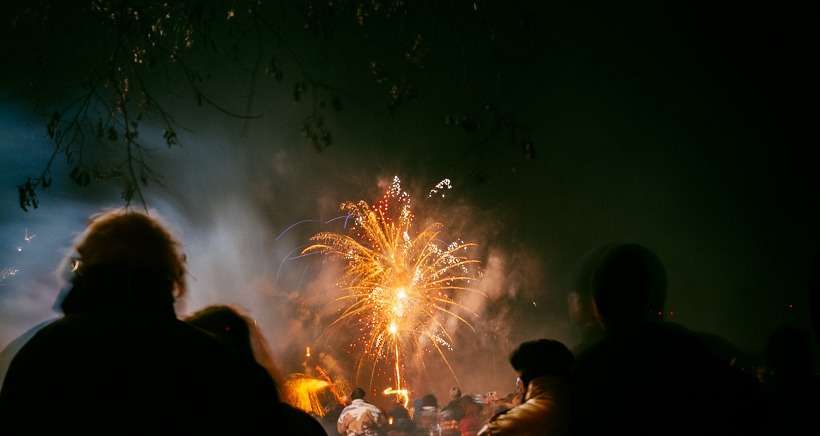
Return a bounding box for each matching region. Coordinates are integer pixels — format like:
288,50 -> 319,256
0,309 -> 262,433
571,321 -> 764,436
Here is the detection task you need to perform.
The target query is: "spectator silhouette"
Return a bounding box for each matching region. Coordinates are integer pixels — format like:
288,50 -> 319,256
386,399 -> 411,423
186,304 -> 327,435
762,326 -> 819,436
478,339 -> 573,436
570,243 -> 763,436
440,386 -> 465,436
0,210 -> 260,433
415,393 -> 440,434
458,395 -> 484,436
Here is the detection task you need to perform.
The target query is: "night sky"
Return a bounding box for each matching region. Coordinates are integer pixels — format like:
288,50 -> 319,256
1,2 -> 817,397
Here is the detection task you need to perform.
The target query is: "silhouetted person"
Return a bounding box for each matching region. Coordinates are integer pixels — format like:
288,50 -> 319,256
458,395 -> 484,436
385,417 -> 416,436
186,305 -> 327,435
415,393 -> 440,434
384,400 -> 412,435
338,387 -> 385,436
0,210 -> 260,433
387,399 -> 411,422
762,326 -> 819,436
441,386 -> 465,436
571,243 -> 763,436
478,339 -> 573,436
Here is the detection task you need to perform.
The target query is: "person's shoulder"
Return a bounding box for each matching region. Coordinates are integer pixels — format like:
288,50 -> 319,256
12,316 -> 88,353
574,334 -> 614,369
162,318 -> 234,354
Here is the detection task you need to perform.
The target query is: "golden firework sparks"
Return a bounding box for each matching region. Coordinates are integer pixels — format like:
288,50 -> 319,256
283,374 -> 331,416
303,177 -> 483,404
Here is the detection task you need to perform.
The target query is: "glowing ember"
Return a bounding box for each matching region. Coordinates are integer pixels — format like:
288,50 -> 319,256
303,176 -> 482,404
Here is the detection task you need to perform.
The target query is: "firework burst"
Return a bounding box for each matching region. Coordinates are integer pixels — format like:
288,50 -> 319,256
303,177 -> 483,403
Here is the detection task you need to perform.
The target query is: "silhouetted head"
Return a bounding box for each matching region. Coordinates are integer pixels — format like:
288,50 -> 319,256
421,394 -> 438,408
185,305 -> 281,384
448,386 -> 461,401
185,305 -> 283,403
509,339 -> 574,386
58,209 -> 187,314
351,387 -> 366,401
585,243 -> 666,331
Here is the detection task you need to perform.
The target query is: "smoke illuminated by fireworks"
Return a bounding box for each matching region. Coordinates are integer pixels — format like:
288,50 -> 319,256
303,177 -> 483,404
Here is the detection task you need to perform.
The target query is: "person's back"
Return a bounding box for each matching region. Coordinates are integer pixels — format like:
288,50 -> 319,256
0,210 -> 258,433
573,321 -> 760,435
0,311 -> 248,432
570,243 -> 763,436
440,387 -> 464,436
338,388 -> 384,436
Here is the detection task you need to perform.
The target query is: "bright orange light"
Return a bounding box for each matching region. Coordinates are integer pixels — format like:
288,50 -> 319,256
302,177 -> 483,402
283,375 -> 330,416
